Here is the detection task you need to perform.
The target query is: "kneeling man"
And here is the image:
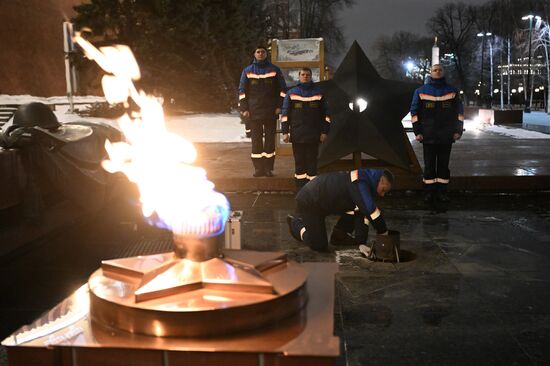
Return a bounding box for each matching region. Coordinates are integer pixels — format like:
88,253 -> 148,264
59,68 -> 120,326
287,168 -> 393,252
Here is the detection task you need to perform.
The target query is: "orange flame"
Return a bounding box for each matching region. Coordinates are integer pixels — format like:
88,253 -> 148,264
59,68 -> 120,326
74,34 -> 229,237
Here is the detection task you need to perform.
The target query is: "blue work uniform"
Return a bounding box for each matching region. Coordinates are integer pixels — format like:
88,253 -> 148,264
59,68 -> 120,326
410,76 -> 464,191
238,59 -> 286,173
281,81 -> 331,188
289,168 -> 387,251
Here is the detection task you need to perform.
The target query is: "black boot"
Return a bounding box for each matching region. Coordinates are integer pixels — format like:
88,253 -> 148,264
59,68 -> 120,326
329,227 -> 357,246
286,215 -> 303,241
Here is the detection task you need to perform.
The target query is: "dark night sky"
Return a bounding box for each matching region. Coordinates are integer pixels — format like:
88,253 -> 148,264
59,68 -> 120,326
339,0 -> 487,59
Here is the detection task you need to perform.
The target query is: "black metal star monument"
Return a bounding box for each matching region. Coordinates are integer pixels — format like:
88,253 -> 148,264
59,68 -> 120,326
318,41 -> 420,172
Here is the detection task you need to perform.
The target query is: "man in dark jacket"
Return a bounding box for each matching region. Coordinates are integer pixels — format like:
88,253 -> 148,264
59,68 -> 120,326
286,168 -> 393,252
281,67 -> 331,189
238,46 -> 287,177
410,64 -> 464,203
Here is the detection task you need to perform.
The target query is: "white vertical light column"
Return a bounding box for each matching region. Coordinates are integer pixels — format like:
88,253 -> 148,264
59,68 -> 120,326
63,22 -> 77,113
432,37 -> 440,65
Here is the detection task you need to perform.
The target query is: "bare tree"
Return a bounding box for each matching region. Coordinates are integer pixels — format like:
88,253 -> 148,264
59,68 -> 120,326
535,18 -> 550,112
264,0 -> 354,59
427,3 -> 477,96
373,31 -> 432,81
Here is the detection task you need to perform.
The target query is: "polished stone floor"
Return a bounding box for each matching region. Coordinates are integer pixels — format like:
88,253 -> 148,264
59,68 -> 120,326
1,192 -> 550,365
194,124 -> 550,192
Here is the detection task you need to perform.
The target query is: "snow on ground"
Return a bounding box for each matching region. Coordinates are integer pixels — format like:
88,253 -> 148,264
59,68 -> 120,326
4,95 -> 549,141
0,94 -> 105,105
1,96 -> 248,143
54,105 -> 247,143
164,113 -> 247,143
464,119 -> 550,139
484,124 -> 550,138
54,104 -> 119,130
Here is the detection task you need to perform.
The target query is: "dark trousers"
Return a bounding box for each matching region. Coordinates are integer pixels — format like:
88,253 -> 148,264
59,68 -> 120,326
423,143 -> 452,191
334,212 -> 370,244
292,142 -> 319,189
290,206 -> 328,251
290,209 -> 371,251
250,119 -> 276,172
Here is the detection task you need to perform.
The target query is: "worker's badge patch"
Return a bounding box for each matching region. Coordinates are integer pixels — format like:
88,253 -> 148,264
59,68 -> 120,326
442,101 -> 452,108
294,103 -> 303,109
310,102 -> 319,108
425,102 -> 435,109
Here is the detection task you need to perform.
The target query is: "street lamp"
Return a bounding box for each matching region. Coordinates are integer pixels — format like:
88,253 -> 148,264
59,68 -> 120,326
477,32 -> 492,107
522,14 -> 541,113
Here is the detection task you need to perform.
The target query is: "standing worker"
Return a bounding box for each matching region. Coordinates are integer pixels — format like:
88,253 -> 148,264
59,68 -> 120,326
286,168 -> 393,252
238,46 -> 287,177
281,67 -> 331,189
410,64 -> 464,204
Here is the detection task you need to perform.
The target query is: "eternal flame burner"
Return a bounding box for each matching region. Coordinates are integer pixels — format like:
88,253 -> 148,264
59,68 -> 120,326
88,233 -> 308,338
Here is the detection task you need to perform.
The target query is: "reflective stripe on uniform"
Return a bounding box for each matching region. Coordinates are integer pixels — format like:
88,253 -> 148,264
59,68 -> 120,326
281,116 -> 288,122
436,178 -> 450,184
262,152 -> 276,158
345,211 -> 355,215
350,170 -> 359,182
294,173 -> 308,179
239,93 -> 246,100
306,175 -> 316,180
325,116 -> 331,123
289,94 -> 322,102
370,208 -> 381,221
299,227 -> 306,241
251,153 -> 263,159
247,71 -> 277,79
280,91 -> 286,98
412,115 -> 418,123
419,92 -> 456,101
423,178 -> 437,184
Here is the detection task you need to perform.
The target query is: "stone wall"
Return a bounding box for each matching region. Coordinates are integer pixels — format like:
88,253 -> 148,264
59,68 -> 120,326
0,0 -> 81,96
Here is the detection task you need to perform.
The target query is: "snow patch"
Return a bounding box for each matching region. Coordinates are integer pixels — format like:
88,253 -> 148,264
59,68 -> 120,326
0,95 -> 105,105
464,119 -> 550,139
335,249 -> 362,266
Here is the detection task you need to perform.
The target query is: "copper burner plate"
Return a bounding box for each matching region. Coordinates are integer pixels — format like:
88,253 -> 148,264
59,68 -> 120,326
89,250 -> 308,337
2,263 -> 338,365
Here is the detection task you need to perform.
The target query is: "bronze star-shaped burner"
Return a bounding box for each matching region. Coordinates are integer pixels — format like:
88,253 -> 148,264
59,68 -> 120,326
318,41 -> 420,170
102,253 -> 276,302
88,249 -> 308,337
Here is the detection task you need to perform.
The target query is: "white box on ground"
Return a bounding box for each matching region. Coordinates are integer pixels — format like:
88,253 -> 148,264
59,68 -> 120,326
224,211 -> 242,249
